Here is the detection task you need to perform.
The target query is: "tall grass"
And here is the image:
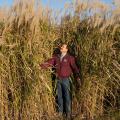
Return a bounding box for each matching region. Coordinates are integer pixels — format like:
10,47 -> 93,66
0,0 -> 58,120
0,0 -> 120,120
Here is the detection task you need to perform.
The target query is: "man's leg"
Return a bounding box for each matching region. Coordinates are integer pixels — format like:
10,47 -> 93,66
62,78 -> 72,119
57,80 -> 63,114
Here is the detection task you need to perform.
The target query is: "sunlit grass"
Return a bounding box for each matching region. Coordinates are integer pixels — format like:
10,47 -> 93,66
0,0 -> 120,120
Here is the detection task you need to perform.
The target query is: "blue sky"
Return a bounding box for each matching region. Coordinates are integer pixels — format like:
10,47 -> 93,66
0,0 -> 113,9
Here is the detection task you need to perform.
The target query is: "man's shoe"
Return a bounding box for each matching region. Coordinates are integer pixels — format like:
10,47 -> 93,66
66,113 -> 72,120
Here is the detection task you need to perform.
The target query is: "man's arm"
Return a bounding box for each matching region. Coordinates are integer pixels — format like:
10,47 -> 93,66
70,56 -> 81,87
40,56 -> 55,69
70,56 -> 79,76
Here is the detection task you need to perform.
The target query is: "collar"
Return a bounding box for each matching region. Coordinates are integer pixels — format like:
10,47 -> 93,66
61,53 -> 67,57
61,53 -> 69,58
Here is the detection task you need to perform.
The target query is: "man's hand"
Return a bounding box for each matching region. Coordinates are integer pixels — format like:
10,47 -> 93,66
76,77 -> 81,90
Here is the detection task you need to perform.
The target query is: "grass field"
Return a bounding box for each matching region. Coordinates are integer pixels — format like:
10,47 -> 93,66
0,0 -> 120,120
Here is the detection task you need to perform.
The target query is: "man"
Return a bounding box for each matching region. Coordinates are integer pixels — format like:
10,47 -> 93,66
40,43 -> 81,120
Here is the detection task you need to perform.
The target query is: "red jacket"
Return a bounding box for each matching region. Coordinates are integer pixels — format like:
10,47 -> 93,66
40,54 -> 80,79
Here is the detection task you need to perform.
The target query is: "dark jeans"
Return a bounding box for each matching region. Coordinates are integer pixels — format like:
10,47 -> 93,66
57,78 -> 71,115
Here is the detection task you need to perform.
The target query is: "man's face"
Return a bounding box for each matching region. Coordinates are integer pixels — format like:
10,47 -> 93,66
60,44 -> 68,53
